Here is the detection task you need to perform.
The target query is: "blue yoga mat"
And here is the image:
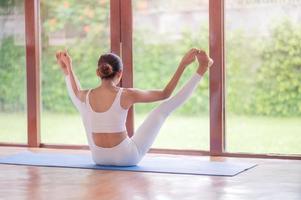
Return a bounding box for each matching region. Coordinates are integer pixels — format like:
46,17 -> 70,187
0,151 -> 256,176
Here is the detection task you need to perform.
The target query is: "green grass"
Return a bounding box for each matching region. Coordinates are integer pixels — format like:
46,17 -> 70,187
227,116 -> 301,154
0,113 -> 300,154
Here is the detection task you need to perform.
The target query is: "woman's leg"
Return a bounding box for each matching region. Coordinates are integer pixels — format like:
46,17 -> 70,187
131,73 -> 203,157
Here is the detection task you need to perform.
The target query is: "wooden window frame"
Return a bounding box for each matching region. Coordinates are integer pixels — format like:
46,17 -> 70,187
0,0 -> 300,160
209,0 -> 225,156
26,0 -> 41,148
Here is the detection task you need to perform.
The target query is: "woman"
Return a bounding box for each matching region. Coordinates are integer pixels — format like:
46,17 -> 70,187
56,48 -> 213,166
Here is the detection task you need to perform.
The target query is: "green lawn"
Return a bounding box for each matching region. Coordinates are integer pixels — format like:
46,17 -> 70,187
0,113 -> 300,154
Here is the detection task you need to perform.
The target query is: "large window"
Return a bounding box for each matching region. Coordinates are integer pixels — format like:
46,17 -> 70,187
0,0 -> 27,143
1,0 -> 300,158
133,0 -> 209,150
40,0 -> 110,144
225,0 -> 301,154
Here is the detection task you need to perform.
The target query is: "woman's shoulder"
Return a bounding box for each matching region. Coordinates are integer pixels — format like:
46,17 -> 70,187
121,87 -> 137,95
78,89 -> 90,102
119,87 -> 136,108
120,87 -> 140,100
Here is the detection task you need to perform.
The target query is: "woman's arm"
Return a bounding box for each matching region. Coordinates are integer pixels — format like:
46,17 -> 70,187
64,74 -> 86,112
58,51 -> 87,103
129,48 -> 199,104
56,51 -> 87,112
67,67 -> 87,102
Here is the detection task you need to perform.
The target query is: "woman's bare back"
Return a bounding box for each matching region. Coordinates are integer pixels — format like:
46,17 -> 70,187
88,86 -> 130,148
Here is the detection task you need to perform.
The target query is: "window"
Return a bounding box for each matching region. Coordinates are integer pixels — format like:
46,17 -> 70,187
133,0 -> 209,150
40,0 -> 110,144
0,0 -> 27,143
225,0 -> 301,154
1,0 -> 300,158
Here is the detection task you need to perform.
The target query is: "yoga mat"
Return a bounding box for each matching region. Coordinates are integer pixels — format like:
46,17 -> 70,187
0,151 -> 256,176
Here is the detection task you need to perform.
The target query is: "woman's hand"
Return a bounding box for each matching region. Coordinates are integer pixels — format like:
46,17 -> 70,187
56,50 -> 72,75
61,50 -> 72,68
179,48 -> 198,68
56,51 -> 69,75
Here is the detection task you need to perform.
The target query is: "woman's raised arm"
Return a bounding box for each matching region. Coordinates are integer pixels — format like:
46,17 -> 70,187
56,51 -> 87,112
128,48 -> 199,104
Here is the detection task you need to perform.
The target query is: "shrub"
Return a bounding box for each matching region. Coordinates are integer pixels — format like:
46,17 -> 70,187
254,19 -> 301,116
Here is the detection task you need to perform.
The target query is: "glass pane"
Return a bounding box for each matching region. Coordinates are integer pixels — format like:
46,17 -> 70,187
133,0 -> 209,150
225,0 -> 301,154
0,0 -> 27,143
41,0 -> 110,144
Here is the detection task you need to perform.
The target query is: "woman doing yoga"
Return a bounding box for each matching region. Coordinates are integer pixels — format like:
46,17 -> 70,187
56,48 -> 213,166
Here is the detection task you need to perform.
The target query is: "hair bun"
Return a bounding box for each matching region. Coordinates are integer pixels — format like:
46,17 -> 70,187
100,63 -> 113,77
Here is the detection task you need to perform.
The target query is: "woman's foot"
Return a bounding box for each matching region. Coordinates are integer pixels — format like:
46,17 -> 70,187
196,50 -> 213,76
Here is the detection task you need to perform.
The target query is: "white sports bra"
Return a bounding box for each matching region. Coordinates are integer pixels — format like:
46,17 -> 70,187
86,88 -> 128,133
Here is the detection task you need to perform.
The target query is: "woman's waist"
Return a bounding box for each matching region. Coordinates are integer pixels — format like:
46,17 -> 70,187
92,131 -> 128,148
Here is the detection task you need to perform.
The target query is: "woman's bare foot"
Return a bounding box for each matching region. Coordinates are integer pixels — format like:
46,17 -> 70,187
196,50 -> 213,76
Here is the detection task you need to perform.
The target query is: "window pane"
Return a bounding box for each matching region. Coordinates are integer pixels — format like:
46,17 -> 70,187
133,0 -> 209,150
41,0 -> 110,144
0,0 -> 27,143
225,0 -> 301,154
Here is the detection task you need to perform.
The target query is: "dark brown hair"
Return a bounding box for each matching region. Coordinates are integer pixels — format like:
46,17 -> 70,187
97,53 -> 123,79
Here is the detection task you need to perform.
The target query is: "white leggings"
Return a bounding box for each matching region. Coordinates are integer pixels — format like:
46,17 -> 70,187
65,73 -> 202,166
